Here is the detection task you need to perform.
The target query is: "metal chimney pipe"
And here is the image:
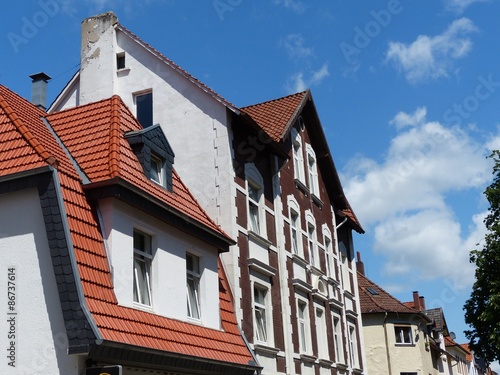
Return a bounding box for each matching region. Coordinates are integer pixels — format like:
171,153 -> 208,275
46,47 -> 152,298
29,72 -> 51,110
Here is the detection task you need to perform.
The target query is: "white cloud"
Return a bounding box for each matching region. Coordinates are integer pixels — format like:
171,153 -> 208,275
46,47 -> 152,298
281,34 -> 314,59
273,0 -> 306,14
287,63 -> 329,93
390,107 -> 427,129
385,18 -> 478,83
444,0 -> 490,14
343,108 -> 494,288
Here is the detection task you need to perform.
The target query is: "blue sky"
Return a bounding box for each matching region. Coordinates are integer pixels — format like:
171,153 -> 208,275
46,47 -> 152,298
2,0 -> 500,366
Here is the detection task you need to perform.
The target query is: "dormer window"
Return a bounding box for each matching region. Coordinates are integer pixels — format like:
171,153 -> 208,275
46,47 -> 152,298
125,125 -> 175,192
150,154 -> 165,185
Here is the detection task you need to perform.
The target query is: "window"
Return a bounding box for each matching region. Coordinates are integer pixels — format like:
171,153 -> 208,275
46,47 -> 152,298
307,223 -> 317,267
315,307 -> 328,358
323,227 -> 334,278
298,300 -> 309,353
150,154 -> 164,185
186,253 -> 201,319
306,145 -> 319,196
135,91 -> 153,128
292,129 -> 305,182
248,183 -> 262,234
245,164 -> 266,237
348,324 -> 359,368
395,326 -> 413,345
133,230 -> 152,306
116,52 -> 125,69
333,315 -> 344,363
290,210 -> 300,255
253,286 -> 268,343
340,252 -> 351,293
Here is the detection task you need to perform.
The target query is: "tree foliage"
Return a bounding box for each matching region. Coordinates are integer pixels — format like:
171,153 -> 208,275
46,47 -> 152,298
464,150 -> 500,363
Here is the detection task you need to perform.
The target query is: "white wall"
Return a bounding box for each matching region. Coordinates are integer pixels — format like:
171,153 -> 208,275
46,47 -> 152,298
98,198 -> 221,329
0,188 -> 80,374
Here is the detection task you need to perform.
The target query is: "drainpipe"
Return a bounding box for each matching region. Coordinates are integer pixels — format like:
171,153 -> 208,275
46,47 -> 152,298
383,312 -> 393,375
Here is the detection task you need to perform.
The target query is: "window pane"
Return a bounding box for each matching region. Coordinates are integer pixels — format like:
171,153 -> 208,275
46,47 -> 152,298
249,203 -> 260,234
134,257 -> 151,305
136,92 -> 153,128
187,277 -> 200,319
150,156 -> 162,183
255,307 -> 267,342
248,184 -> 259,201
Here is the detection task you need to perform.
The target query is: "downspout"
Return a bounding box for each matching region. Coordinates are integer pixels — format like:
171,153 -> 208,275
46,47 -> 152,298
336,217 -> 348,229
383,312 -> 393,375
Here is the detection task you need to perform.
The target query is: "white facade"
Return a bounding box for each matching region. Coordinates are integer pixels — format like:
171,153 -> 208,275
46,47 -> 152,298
0,188 -> 81,374
98,197 -> 222,329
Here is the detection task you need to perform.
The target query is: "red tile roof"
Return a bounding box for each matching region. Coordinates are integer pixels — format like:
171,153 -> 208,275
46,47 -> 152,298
460,343 -> 473,362
0,85 -> 254,367
241,91 -> 308,142
46,96 -> 230,241
357,271 -> 422,315
445,336 -> 470,356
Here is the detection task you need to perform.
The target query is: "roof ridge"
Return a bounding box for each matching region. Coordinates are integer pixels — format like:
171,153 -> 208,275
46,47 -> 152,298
0,89 -> 58,168
241,89 -> 309,109
109,95 -> 122,178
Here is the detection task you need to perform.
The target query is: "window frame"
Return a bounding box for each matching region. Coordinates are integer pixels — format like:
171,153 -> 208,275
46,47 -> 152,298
297,298 -> 310,354
333,313 -> 344,363
186,252 -> 202,320
149,153 -> 165,186
253,284 -> 269,344
288,197 -> 302,256
305,212 -> 317,267
305,144 -> 319,197
133,229 -> 153,307
394,325 -> 413,345
348,323 -> 360,369
245,164 -> 266,238
292,129 -> 305,183
315,305 -> 328,359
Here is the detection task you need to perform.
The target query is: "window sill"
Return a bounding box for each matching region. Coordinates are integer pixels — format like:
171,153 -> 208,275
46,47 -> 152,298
395,343 -> 415,347
248,258 -> 276,277
117,67 -> 131,76
132,302 -> 154,312
329,297 -> 344,310
318,358 -> 334,367
248,231 -> 272,249
299,353 -> 317,364
345,309 -> 358,319
294,178 -> 309,196
253,344 -> 280,356
311,193 -> 323,208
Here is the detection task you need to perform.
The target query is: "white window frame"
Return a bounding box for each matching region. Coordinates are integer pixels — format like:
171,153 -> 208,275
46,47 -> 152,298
306,144 -> 319,196
348,323 -> 360,369
133,229 -> 153,306
323,225 -> 334,279
150,153 -> 165,186
288,197 -> 302,256
305,211 -> 317,267
297,297 -> 310,354
253,284 -> 269,344
292,129 -> 305,183
315,305 -> 328,359
394,325 -> 413,345
333,313 -> 344,363
245,164 -> 266,237
340,245 -> 351,293
186,252 -> 201,320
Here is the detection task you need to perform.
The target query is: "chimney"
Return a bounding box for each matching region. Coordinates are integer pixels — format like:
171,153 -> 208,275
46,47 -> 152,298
29,72 -> 51,110
419,296 -> 426,310
356,251 -> 365,276
413,291 -> 421,311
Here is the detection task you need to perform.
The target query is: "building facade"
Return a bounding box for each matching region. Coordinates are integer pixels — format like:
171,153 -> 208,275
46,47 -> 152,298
50,11 -> 366,375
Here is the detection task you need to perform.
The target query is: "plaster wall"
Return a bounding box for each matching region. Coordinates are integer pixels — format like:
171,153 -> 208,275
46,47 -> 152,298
98,198 -> 221,329
0,188 -> 80,374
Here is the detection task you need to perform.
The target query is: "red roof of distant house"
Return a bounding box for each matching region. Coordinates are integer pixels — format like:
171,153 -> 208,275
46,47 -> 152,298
460,343 -> 473,362
0,85 -> 254,367
357,271 -> 426,315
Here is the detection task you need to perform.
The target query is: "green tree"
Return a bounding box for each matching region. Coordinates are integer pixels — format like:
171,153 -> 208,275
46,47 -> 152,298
464,150 -> 500,363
